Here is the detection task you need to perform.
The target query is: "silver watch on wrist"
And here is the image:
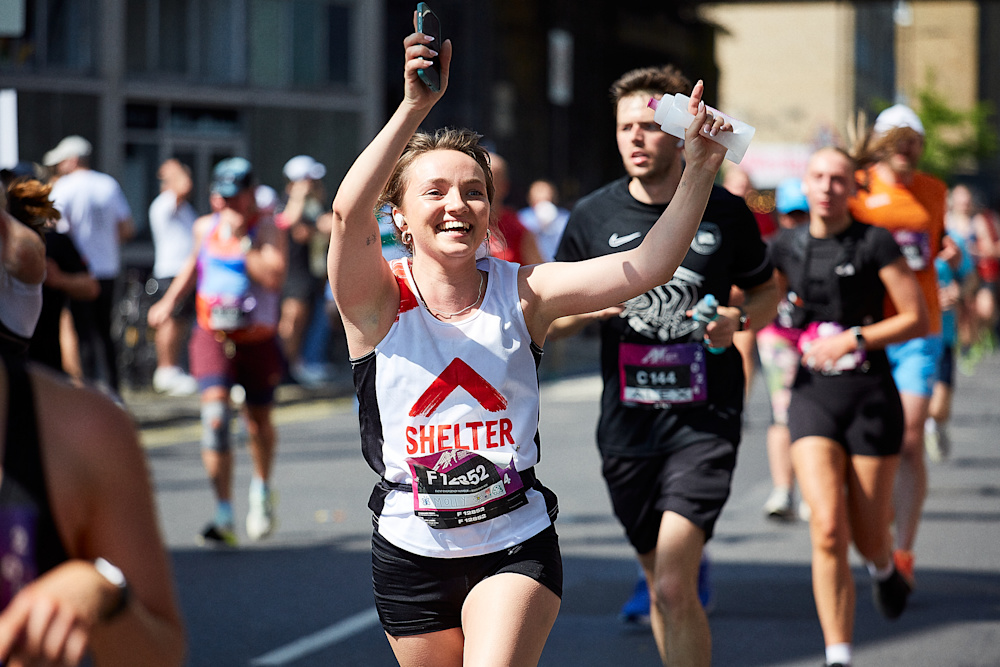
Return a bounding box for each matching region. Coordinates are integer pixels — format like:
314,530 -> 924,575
850,326 -> 866,351
94,557 -> 130,621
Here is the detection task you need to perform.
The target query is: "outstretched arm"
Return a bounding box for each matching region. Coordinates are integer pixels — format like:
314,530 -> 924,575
328,19 -> 453,356
0,368 -> 185,667
525,81 -> 732,341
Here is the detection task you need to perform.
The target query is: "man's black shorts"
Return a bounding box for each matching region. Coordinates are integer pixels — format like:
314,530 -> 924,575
601,437 -> 738,554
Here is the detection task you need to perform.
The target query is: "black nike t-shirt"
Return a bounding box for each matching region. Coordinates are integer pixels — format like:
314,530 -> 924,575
555,177 -> 773,456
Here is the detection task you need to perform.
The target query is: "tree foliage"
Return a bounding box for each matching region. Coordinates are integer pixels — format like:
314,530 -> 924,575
910,82 -> 997,182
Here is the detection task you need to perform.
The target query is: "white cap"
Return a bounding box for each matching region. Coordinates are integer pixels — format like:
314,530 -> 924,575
43,135 -> 93,166
873,104 -> 925,136
255,184 -> 279,213
282,155 -> 326,182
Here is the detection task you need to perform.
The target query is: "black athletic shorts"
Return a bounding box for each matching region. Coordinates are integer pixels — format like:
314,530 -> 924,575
787,368 -> 904,457
601,437 -> 738,555
371,524 -> 563,637
936,344 -> 955,389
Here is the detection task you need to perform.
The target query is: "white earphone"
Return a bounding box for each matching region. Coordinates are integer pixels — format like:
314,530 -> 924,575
393,212 -> 404,229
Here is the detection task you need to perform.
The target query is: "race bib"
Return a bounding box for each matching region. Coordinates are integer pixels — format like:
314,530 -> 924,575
406,450 -> 529,529
893,230 -> 931,272
618,341 -> 708,407
206,294 -> 256,332
797,321 -> 868,374
0,506 -> 37,609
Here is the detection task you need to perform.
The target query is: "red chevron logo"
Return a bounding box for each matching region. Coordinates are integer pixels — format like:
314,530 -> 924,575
409,358 -> 507,417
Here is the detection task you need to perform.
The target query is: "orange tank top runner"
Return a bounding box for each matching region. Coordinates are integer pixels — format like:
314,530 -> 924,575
849,168 -> 947,334
195,215 -> 280,343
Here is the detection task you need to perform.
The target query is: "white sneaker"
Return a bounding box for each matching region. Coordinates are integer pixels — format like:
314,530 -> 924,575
246,488 -> 276,541
763,487 -> 796,521
925,418 -> 950,462
152,366 -> 198,396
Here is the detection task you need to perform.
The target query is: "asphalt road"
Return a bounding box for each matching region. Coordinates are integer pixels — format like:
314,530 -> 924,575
141,349 -> 1000,666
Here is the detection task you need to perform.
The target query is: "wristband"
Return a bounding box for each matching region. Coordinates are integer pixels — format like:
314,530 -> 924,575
94,557 -> 130,621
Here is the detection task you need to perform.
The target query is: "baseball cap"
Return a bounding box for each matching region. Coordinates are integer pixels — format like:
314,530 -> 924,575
873,104 -> 925,136
210,157 -> 254,198
283,155 -> 326,182
775,178 -> 808,214
42,135 -> 92,167
255,184 -> 279,214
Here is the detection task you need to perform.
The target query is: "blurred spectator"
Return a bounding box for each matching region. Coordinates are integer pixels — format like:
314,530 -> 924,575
148,159 -> 198,396
757,177 -> 810,521
945,184 -> 998,362
46,136 -> 134,396
0,180 -> 47,357
276,156 -> 330,386
518,179 -> 570,262
848,103 -> 949,587
2,177 -> 101,374
486,153 -> 544,265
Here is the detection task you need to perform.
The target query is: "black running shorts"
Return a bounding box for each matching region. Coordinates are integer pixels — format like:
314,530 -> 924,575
601,437 -> 738,555
788,368 -> 904,457
371,524 -> 563,637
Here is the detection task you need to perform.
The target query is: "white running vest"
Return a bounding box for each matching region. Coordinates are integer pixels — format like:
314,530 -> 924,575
355,257 -> 553,558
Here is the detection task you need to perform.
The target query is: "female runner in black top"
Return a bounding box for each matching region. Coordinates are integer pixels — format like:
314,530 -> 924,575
769,147 -> 928,667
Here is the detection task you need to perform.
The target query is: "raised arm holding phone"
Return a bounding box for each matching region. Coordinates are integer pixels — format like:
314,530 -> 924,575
326,8 -> 732,666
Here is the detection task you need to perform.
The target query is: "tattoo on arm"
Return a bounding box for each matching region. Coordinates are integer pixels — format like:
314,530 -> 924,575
365,233 -> 378,246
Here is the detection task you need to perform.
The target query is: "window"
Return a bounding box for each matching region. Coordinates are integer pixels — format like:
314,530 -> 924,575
249,0 -> 353,89
0,0 -> 95,72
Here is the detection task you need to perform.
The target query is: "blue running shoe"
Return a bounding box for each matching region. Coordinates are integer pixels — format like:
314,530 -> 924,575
619,576 -> 651,625
698,552 -> 715,613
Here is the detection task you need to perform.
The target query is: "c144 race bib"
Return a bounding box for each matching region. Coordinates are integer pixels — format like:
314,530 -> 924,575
618,341 -> 708,407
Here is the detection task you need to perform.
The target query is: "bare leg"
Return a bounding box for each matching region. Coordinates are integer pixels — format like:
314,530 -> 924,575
846,454 -> 899,567
639,512 -> 710,667
894,391 -> 930,551
244,402 -> 277,483
766,423 -> 795,490
385,628 -> 465,667
792,436 -> 853,647
463,573 -> 560,666
201,386 -> 233,504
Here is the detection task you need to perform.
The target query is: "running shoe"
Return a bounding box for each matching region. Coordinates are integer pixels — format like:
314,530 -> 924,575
763,487 -> 796,521
619,552 -> 714,624
698,552 -> 714,613
924,418 -> 950,462
152,366 -> 198,397
893,549 -> 916,587
872,566 -> 911,619
619,576 -> 651,625
198,522 -> 237,548
246,488 -> 276,541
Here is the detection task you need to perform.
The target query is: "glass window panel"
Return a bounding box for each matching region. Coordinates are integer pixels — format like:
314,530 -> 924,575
0,1 -> 37,70
46,0 -> 93,70
291,0 -> 321,86
249,0 -> 286,87
326,5 -> 350,84
158,0 -> 187,75
199,0 -> 237,83
125,0 -> 147,73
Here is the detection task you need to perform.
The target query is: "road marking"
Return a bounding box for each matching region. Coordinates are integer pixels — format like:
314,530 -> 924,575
249,608 -> 381,666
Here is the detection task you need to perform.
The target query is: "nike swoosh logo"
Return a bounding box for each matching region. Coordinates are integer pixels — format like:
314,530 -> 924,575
608,232 -> 641,248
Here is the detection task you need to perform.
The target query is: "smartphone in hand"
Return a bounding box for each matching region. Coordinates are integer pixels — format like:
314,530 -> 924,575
416,2 -> 441,92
